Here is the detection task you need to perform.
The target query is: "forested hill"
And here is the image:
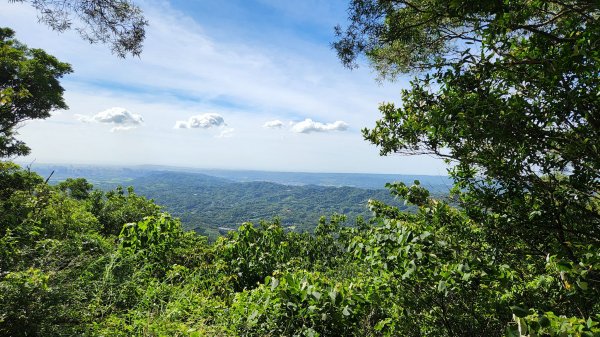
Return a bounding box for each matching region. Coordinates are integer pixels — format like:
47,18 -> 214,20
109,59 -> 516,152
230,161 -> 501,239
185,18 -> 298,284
23,164 -> 450,239
165,168 -> 453,190
126,171 -> 409,239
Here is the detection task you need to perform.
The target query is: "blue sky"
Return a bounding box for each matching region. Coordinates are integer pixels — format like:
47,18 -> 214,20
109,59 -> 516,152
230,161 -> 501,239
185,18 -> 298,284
1,0 -> 447,174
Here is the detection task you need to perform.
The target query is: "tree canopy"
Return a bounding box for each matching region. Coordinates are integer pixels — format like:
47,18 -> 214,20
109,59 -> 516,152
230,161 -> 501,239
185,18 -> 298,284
9,0 -> 147,57
2,160 -> 598,336
335,0 -> 600,334
0,27 -> 72,158
335,0 -> 600,266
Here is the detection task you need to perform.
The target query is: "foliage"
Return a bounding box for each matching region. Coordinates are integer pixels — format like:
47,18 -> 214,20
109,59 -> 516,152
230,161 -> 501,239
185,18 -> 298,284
336,0 -> 600,261
118,214 -> 182,268
2,160 -> 600,336
8,0 -> 147,57
349,183 -> 511,335
128,171 -> 411,239
335,0 -> 600,334
0,165 -> 110,335
228,271 -> 375,337
214,220 -> 298,292
88,185 -> 161,236
0,268 -> 51,336
0,161 -> 43,195
509,309 -> 600,337
57,177 -> 93,200
214,215 -> 351,292
0,27 -> 72,157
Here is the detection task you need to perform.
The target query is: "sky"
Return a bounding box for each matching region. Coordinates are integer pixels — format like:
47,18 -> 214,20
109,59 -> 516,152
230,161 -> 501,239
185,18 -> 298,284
1,0 -> 447,174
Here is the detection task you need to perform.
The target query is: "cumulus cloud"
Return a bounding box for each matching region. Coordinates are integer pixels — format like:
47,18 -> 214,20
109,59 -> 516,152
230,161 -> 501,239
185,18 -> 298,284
291,118 -> 348,134
174,113 -> 225,129
77,107 -> 143,131
263,120 -> 284,129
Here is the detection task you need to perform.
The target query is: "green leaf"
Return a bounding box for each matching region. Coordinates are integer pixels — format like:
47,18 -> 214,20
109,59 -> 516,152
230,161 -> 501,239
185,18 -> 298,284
374,318 -> 392,331
270,277 -> 279,291
329,290 -> 337,303
577,281 -> 588,291
312,291 -> 322,300
437,280 -> 447,293
505,325 -> 520,337
586,317 -> 594,329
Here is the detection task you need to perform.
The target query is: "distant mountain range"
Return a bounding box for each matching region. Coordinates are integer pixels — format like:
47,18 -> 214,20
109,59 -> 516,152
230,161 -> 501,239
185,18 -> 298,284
23,163 -> 453,239
24,163 -> 453,190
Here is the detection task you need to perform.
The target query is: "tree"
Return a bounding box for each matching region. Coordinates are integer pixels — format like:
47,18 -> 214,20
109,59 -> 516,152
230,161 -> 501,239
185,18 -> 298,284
335,0 -> 600,269
335,0 -> 600,332
88,186 -> 162,236
0,27 -> 72,158
8,0 -> 147,57
57,177 -> 93,200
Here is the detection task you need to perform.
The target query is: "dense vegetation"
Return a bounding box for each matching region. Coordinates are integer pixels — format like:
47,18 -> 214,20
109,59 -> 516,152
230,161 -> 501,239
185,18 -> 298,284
124,171 -> 409,238
24,166 -> 453,239
27,167 -> 448,239
1,0 -> 599,335
333,0 -> 600,334
2,162 -> 598,336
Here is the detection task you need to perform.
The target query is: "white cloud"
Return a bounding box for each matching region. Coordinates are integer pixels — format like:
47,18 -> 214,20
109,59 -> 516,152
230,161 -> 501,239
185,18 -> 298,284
291,118 -> 348,134
77,107 -> 143,131
174,113 -> 225,129
0,1 -> 398,130
263,120 -> 284,129
0,1 -> 449,174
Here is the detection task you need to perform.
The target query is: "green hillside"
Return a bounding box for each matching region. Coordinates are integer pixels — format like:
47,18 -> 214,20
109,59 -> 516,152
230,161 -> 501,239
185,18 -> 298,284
128,171 -> 409,239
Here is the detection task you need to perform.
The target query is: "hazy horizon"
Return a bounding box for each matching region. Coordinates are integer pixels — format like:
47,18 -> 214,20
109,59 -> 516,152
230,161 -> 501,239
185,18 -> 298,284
17,160 -> 450,177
